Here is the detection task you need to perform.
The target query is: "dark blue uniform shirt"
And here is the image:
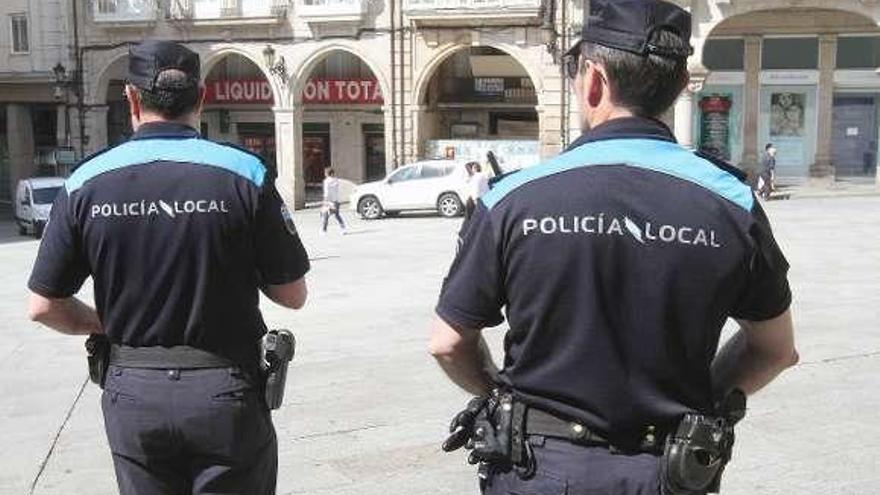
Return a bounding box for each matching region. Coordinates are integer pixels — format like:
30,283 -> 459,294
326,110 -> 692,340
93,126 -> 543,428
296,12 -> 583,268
29,122 -> 310,364
436,117 -> 791,442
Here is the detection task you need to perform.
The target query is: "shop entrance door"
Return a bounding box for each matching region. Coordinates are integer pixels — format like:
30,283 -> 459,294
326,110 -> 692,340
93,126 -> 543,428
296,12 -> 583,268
303,123 -> 330,186
363,124 -> 386,181
238,123 -> 277,175
832,96 -> 877,178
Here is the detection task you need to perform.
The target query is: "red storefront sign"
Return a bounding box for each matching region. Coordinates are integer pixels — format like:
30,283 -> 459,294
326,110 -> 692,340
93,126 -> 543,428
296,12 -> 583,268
205,80 -> 274,104
302,78 -> 383,104
204,78 -> 384,105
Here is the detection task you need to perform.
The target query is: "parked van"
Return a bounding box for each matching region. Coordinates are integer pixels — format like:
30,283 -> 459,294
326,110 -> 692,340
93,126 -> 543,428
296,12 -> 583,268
15,177 -> 65,238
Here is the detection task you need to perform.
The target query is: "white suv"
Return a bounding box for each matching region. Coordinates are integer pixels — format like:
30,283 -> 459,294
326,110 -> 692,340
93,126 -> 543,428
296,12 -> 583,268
350,160 -> 470,220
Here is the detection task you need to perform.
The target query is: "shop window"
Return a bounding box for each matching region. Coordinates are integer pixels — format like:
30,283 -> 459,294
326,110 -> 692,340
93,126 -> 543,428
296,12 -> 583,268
762,38 -> 818,70
10,14 -> 28,54
703,39 -> 744,71
837,37 -> 880,69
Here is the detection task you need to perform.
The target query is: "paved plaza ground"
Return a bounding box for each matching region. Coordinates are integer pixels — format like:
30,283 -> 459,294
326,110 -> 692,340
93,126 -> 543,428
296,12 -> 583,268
0,195 -> 878,495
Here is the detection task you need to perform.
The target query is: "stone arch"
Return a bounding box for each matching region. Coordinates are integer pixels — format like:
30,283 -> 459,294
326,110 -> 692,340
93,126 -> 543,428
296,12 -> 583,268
200,46 -> 282,107
90,49 -> 130,106
412,42 -> 545,110
695,0 -> 879,66
290,43 -> 391,108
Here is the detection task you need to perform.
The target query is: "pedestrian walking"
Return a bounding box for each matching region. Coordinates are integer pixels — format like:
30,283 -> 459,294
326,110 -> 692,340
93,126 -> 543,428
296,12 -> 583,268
759,143 -> 777,199
464,161 -> 489,220
27,40 -> 310,495
321,167 -> 347,234
430,2 -> 799,494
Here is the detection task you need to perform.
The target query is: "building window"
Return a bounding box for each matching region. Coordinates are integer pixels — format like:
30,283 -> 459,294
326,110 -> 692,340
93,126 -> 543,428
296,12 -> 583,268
762,38 -> 818,70
703,39 -> 744,71
97,0 -> 119,14
10,14 -> 29,53
837,36 -> 880,69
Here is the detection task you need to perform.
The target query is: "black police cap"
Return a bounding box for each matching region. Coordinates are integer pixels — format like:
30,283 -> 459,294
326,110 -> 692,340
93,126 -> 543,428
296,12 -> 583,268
128,40 -> 200,92
568,0 -> 694,60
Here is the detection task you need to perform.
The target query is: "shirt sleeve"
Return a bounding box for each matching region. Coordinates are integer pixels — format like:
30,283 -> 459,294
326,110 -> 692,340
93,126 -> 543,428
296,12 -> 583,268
254,178 -> 310,285
27,188 -> 90,298
435,201 -> 505,330
730,200 -> 792,321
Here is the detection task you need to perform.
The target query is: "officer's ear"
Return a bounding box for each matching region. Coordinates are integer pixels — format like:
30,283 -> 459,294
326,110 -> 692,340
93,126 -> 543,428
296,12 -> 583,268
124,84 -> 143,127
584,59 -> 608,110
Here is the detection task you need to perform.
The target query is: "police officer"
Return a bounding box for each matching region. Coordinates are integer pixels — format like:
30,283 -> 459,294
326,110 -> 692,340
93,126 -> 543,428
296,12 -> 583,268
429,1 -> 799,493
27,40 -> 309,494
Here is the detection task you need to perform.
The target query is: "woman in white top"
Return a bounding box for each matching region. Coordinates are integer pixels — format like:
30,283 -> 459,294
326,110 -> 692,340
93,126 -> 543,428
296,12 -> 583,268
321,167 -> 347,234
465,161 -> 489,219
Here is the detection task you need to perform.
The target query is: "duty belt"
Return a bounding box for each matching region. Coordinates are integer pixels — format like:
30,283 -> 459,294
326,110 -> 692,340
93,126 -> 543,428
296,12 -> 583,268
525,407 -> 665,454
109,345 -> 236,369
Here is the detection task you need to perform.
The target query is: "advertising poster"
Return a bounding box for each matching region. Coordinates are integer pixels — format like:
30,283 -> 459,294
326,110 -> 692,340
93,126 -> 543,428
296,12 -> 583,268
769,92 -> 807,168
698,94 -> 733,160
425,140 -> 540,172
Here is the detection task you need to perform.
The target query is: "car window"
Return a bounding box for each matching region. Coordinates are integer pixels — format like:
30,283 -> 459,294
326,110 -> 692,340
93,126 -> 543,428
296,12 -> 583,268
388,166 -> 420,183
421,164 -> 447,179
32,187 -> 61,205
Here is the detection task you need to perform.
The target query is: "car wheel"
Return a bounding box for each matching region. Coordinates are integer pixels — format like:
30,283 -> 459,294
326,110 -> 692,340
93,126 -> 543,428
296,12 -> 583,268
437,193 -> 463,218
358,196 -> 384,220
34,222 -> 45,239
17,223 -> 27,236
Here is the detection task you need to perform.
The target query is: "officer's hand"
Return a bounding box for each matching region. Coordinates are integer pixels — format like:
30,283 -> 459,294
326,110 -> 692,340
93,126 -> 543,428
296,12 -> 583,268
442,396 -> 488,452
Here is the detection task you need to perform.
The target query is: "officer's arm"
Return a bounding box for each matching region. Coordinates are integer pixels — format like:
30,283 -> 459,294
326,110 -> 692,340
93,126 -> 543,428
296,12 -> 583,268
27,292 -> 102,336
711,309 -> 799,397
428,316 -> 497,396
262,278 -> 308,310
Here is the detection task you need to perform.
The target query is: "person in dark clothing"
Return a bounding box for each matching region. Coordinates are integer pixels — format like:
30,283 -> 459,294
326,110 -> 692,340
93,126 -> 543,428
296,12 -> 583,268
759,143 -> 777,199
27,40 -> 310,495
429,2 -> 799,494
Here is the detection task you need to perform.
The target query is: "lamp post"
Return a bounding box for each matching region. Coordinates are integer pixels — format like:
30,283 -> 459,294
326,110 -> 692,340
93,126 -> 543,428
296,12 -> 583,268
52,62 -> 72,148
263,44 -> 287,82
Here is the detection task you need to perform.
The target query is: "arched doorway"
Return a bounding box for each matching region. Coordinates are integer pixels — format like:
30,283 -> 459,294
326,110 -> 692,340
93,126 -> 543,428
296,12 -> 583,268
293,49 -> 388,200
697,6 -> 879,181
415,46 -> 541,173
202,53 -> 277,171
99,56 -> 133,146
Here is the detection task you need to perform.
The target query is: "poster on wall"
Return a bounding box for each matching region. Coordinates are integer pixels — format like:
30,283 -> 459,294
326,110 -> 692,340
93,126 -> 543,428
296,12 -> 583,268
698,94 -> 732,160
425,140 -> 540,172
769,92 -> 807,169
770,93 -> 806,137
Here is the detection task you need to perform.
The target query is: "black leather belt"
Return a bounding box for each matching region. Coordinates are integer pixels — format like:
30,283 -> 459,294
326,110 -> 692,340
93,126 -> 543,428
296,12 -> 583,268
109,345 -> 236,369
525,407 -> 665,454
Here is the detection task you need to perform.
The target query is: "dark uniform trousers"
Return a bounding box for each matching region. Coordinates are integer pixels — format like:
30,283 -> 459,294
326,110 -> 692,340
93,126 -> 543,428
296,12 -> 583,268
483,438 -> 668,495
102,366 -> 277,495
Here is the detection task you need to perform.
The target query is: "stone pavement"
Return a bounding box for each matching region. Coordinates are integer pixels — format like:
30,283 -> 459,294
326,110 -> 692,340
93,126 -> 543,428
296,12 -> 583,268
0,196 -> 878,495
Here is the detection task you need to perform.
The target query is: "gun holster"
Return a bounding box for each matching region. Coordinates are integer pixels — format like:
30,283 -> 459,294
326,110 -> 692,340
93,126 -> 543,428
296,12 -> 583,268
660,390 -> 746,495
443,390 -> 535,480
261,329 -> 295,410
85,334 -> 110,388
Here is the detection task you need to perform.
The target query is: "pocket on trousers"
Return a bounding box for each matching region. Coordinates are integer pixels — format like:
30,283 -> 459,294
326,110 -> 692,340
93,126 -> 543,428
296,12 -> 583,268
487,470 -> 568,495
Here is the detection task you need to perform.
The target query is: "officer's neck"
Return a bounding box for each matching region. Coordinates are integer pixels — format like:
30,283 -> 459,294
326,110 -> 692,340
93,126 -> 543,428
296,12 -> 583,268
133,113 -> 200,133
586,107 -> 637,130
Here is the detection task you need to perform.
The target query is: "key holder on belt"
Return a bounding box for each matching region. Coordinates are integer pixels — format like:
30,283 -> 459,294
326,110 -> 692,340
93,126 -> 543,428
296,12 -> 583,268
85,333 -> 110,388
262,329 -> 296,410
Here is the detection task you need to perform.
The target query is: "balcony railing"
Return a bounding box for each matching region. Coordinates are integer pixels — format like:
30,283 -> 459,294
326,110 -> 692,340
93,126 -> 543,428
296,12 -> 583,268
187,0 -> 289,19
93,0 -> 157,23
297,0 -> 367,20
405,0 -> 541,12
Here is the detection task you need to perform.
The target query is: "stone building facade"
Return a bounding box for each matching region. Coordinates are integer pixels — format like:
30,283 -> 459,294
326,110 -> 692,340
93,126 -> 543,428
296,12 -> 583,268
0,0 -> 75,205
11,0 -> 880,209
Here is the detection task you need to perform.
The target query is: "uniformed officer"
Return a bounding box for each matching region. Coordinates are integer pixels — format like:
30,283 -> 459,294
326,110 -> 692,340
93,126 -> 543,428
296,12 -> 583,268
429,1 -> 799,493
27,40 -> 309,494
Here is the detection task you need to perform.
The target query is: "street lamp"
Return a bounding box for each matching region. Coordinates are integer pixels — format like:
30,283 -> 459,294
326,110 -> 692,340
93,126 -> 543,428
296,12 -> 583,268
263,44 -> 287,81
52,62 -> 72,148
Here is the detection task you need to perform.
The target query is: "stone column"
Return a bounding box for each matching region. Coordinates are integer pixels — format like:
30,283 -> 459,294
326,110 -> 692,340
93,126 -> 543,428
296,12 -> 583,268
674,70 -> 707,149
273,106 -> 305,209
812,34 -> 837,181
741,36 -> 762,177
7,104 -> 35,200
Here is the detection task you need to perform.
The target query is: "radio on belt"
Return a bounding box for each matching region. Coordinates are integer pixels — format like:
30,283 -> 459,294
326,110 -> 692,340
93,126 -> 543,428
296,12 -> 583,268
262,329 -> 296,410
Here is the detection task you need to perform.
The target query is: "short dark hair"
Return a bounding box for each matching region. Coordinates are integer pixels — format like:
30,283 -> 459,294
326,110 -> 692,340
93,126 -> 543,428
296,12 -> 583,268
136,69 -> 200,119
765,143 -> 774,150
581,29 -> 688,118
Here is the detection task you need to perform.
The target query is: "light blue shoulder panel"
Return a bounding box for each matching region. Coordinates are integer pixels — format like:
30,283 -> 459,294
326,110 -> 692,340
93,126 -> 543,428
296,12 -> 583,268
481,139 -> 753,211
67,138 -> 266,193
